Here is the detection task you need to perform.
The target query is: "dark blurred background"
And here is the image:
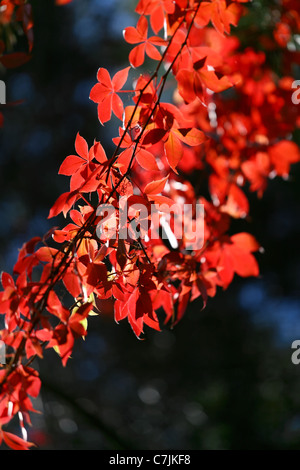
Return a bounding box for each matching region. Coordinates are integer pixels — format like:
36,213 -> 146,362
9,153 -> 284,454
0,0 -> 300,450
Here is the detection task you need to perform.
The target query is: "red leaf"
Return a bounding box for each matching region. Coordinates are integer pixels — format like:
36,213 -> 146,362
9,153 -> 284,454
135,0 -> 175,34
220,184 -> 249,219
2,431 -> 35,451
135,148 -> 159,171
115,298 -> 129,322
93,141 -> 108,163
174,128 -> 206,147
117,148 -> 134,174
86,262 -> 108,288
198,68 -> 234,93
164,132 -> 183,172
230,233 -> 261,253
123,15 -> 165,68
242,152 -> 270,197
112,66 -> 131,90
123,15 -> 148,44
129,44 -> 146,68
268,140 -> 300,177
221,233 -> 260,286
90,67 -> 130,123
176,69 -> 199,103
48,191 -> 79,218
1,272 -> 15,289
145,42 -> 162,61
230,245 -> 260,278
62,271 -> 82,298
142,128 -> 167,146
58,155 -> 83,176
144,174 -> 169,194
59,133 -> 91,176
195,0 -> 242,36
35,246 -> 58,263
75,132 -> 89,159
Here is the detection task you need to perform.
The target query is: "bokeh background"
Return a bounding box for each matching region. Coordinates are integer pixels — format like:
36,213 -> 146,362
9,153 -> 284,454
1,0 -> 300,450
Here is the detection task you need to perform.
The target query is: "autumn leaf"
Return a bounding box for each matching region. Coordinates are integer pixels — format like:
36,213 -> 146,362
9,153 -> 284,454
123,15 -> 166,68
144,174 -> 169,194
268,140 -> 300,177
195,0 -> 243,36
90,67 -> 131,124
59,132 -> 89,176
135,0 -> 175,34
1,431 -> 35,451
48,190 -> 80,218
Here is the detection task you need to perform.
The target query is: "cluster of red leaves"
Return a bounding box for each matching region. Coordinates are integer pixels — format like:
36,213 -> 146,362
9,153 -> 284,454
273,0 -> 300,48
0,0 -> 299,450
